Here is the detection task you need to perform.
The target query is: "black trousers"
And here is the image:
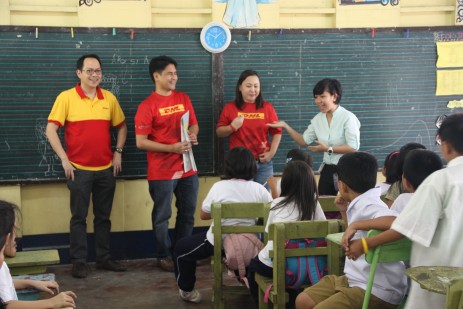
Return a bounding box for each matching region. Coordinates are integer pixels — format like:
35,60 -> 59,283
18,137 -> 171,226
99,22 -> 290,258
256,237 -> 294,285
318,164 -> 338,196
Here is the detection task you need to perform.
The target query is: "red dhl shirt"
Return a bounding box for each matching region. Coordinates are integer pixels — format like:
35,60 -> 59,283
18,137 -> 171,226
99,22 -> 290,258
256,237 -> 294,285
134,90 -> 198,180
48,84 -> 126,171
217,101 -> 282,158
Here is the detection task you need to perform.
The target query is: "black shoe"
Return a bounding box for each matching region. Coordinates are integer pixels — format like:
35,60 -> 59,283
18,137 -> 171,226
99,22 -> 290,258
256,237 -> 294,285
96,259 -> 127,272
72,262 -> 89,278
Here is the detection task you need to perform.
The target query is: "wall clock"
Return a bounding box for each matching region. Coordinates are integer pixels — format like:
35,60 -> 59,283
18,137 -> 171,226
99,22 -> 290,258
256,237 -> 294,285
200,22 -> 231,54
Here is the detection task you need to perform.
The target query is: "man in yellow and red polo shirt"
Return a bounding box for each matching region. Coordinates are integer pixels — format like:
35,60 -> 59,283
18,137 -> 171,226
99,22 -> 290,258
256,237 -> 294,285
46,54 -> 128,279
134,56 -> 199,272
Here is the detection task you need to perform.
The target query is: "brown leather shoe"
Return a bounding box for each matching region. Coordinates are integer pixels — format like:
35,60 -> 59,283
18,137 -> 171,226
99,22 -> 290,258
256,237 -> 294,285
96,259 -> 127,272
72,262 -> 89,278
156,258 -> 174,272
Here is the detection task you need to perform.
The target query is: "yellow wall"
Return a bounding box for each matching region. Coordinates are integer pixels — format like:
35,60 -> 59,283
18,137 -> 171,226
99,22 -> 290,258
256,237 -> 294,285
0,0 -> 461,28
0,173 -> 390,237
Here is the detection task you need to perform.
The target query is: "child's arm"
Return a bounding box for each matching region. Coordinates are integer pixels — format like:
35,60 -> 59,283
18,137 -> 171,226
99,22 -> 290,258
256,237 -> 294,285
200,209 -> 211,220
267,176 -> 279,199
334,195 -> 349,226
341,216 -> 396,249
5,291 -> 76,309
13,280 -> 59,296
345,229 -> 404,260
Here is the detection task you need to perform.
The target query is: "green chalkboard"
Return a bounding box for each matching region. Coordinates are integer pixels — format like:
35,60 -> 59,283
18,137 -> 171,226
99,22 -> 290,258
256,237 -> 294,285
0,27 -> 461,182
222,28 -> 461,173
0,27 -> 213,182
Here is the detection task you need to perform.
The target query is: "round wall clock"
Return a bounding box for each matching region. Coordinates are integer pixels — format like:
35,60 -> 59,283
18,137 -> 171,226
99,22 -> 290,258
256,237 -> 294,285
200,22 -> 232,54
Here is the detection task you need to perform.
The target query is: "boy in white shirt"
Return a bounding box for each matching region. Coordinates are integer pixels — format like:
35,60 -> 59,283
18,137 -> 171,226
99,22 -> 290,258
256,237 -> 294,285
295,152 -> 406,309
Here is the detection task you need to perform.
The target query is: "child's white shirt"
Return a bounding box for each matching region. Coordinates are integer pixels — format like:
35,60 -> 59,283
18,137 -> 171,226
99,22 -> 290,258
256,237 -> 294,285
390,192 -> 413,214
257,197 -> 326,267
0,262 -> 18,302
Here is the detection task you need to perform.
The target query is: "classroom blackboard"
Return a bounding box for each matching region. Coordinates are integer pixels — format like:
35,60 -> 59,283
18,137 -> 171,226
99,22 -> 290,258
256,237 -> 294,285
222,27 -> 462,173
0,27 -> 213,182
0,27 -> 461,182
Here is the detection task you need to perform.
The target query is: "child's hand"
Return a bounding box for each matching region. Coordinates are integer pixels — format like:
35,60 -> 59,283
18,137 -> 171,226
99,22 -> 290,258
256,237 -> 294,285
334,195 -> 349,212
30,280 -> 59,295
50,291 -> 77,308
341,224 -> 358,249
345,239 -> 364,261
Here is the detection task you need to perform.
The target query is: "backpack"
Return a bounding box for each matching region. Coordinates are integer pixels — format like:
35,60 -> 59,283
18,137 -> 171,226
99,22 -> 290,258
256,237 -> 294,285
285,238 -> 328,290
223,233 -> 264,287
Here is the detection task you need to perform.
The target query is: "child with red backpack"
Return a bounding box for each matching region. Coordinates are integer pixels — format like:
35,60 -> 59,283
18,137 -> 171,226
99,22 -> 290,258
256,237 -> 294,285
247,160 -> 327,307
173,147 -> 272,303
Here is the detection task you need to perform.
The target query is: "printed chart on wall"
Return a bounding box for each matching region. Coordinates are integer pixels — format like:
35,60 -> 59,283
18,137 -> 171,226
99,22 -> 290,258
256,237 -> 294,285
221,28 -> 463,173
0,28 -> 213,182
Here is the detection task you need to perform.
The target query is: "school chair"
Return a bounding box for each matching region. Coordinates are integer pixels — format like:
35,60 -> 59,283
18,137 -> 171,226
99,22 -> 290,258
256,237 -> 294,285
318,196 -> 337,213
405,266 -> 463,309
362,229 -> 412,309
255,220 -> 342,309
5,249 -> 60,276
211,202 -> 271,309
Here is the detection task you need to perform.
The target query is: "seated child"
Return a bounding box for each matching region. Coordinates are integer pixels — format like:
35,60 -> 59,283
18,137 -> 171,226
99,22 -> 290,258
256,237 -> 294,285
0,200 -> 77,309
173,146 -> 272,303
376,151 -> 399,196
267,149 -> 313,199
342,113 -> 463,309
384,142 -> 426,207
295,152 -> 406,309
247,160 -> 326,305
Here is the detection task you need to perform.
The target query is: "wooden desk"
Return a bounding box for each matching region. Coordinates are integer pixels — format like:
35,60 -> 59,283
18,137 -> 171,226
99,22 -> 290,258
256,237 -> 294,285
405,266 -> 463,295
5,250 -> 60,275
326,232 -> 344,246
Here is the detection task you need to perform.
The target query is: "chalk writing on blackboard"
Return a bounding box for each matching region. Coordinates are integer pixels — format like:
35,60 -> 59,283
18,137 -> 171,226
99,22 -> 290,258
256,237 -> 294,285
35,118 -> 59,177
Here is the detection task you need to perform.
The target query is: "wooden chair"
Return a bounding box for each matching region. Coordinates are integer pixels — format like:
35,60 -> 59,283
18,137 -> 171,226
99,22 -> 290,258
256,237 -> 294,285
5,249 -> 60,275
255,220 -> 342,309
318,196 -> 337,213
362,229 -> 412,309
212,202 -> 271,309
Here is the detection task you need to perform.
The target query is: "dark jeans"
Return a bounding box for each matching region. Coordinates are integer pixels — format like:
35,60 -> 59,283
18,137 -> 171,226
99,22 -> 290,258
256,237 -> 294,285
67,167 -> 115,263
319,164 -> 338,196
148,174 -> 199,258
173,231 -> 213,292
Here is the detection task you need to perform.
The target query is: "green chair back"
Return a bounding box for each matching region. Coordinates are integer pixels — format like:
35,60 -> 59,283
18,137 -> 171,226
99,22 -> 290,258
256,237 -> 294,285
256,220 -> 342,309
362,229 -> 412,309
212,202 -> 271,309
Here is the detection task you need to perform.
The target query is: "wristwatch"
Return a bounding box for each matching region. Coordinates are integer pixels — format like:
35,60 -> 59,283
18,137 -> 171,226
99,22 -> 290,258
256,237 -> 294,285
327,147 -> 333,155
115,147 -> 123,154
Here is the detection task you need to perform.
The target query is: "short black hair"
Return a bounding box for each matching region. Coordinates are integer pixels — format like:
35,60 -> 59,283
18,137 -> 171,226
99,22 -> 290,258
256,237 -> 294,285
392,142 -> 426,182
403,149 -> 442,190
76,54 -> 102,70
0,200 -> 18,250
384,151 -> 400,184
286,149 -> 313,167
337,152 -> 377,194
313,78 -> 342,104
438,113 -> 463,154
149,55 -> 177,82
223,147 -> 256,180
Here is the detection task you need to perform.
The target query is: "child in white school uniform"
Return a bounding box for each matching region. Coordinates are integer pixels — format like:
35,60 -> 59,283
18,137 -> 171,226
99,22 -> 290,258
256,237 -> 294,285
0,201 -> 77,309
341,113 -> 463,309
247,160 -> 326,306
376,150 -> 399,196
295,152 -> 406,309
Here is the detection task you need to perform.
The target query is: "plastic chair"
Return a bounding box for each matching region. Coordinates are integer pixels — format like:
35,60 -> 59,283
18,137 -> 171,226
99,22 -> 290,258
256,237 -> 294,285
362,229 -> 412,309
446,278 -> 463,309
212,202 -> 271,309
255,220 -> 342,309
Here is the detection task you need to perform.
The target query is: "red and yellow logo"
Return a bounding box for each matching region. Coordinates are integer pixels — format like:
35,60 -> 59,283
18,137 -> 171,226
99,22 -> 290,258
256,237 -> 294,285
238,112 -> 264,120
159,104 -> 185,116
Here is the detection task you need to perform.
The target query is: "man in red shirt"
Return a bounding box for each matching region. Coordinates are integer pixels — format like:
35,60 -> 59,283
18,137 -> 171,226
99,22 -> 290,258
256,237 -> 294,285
46,54 -> 127,278
135,56 -> 199,272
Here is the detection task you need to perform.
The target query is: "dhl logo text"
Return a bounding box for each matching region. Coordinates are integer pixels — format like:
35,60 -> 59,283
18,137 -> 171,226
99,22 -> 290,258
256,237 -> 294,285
159,104 -> 185,115
237,112 -> 264,120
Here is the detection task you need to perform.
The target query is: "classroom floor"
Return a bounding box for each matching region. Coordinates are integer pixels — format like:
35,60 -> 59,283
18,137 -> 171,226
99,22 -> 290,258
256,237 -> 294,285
47,258 -> 256,309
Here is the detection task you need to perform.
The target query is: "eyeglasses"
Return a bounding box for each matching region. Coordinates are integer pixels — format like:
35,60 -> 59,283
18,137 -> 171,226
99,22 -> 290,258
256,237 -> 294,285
82,69 -> 102,75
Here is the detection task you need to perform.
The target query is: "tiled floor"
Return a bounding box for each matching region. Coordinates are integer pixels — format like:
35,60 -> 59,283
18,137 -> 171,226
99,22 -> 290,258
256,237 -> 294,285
48,258 -> 257,309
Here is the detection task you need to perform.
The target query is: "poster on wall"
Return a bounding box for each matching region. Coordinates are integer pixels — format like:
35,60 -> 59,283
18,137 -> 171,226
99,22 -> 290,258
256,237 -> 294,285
339,0 -> 399,5
215,0 -> 276,28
